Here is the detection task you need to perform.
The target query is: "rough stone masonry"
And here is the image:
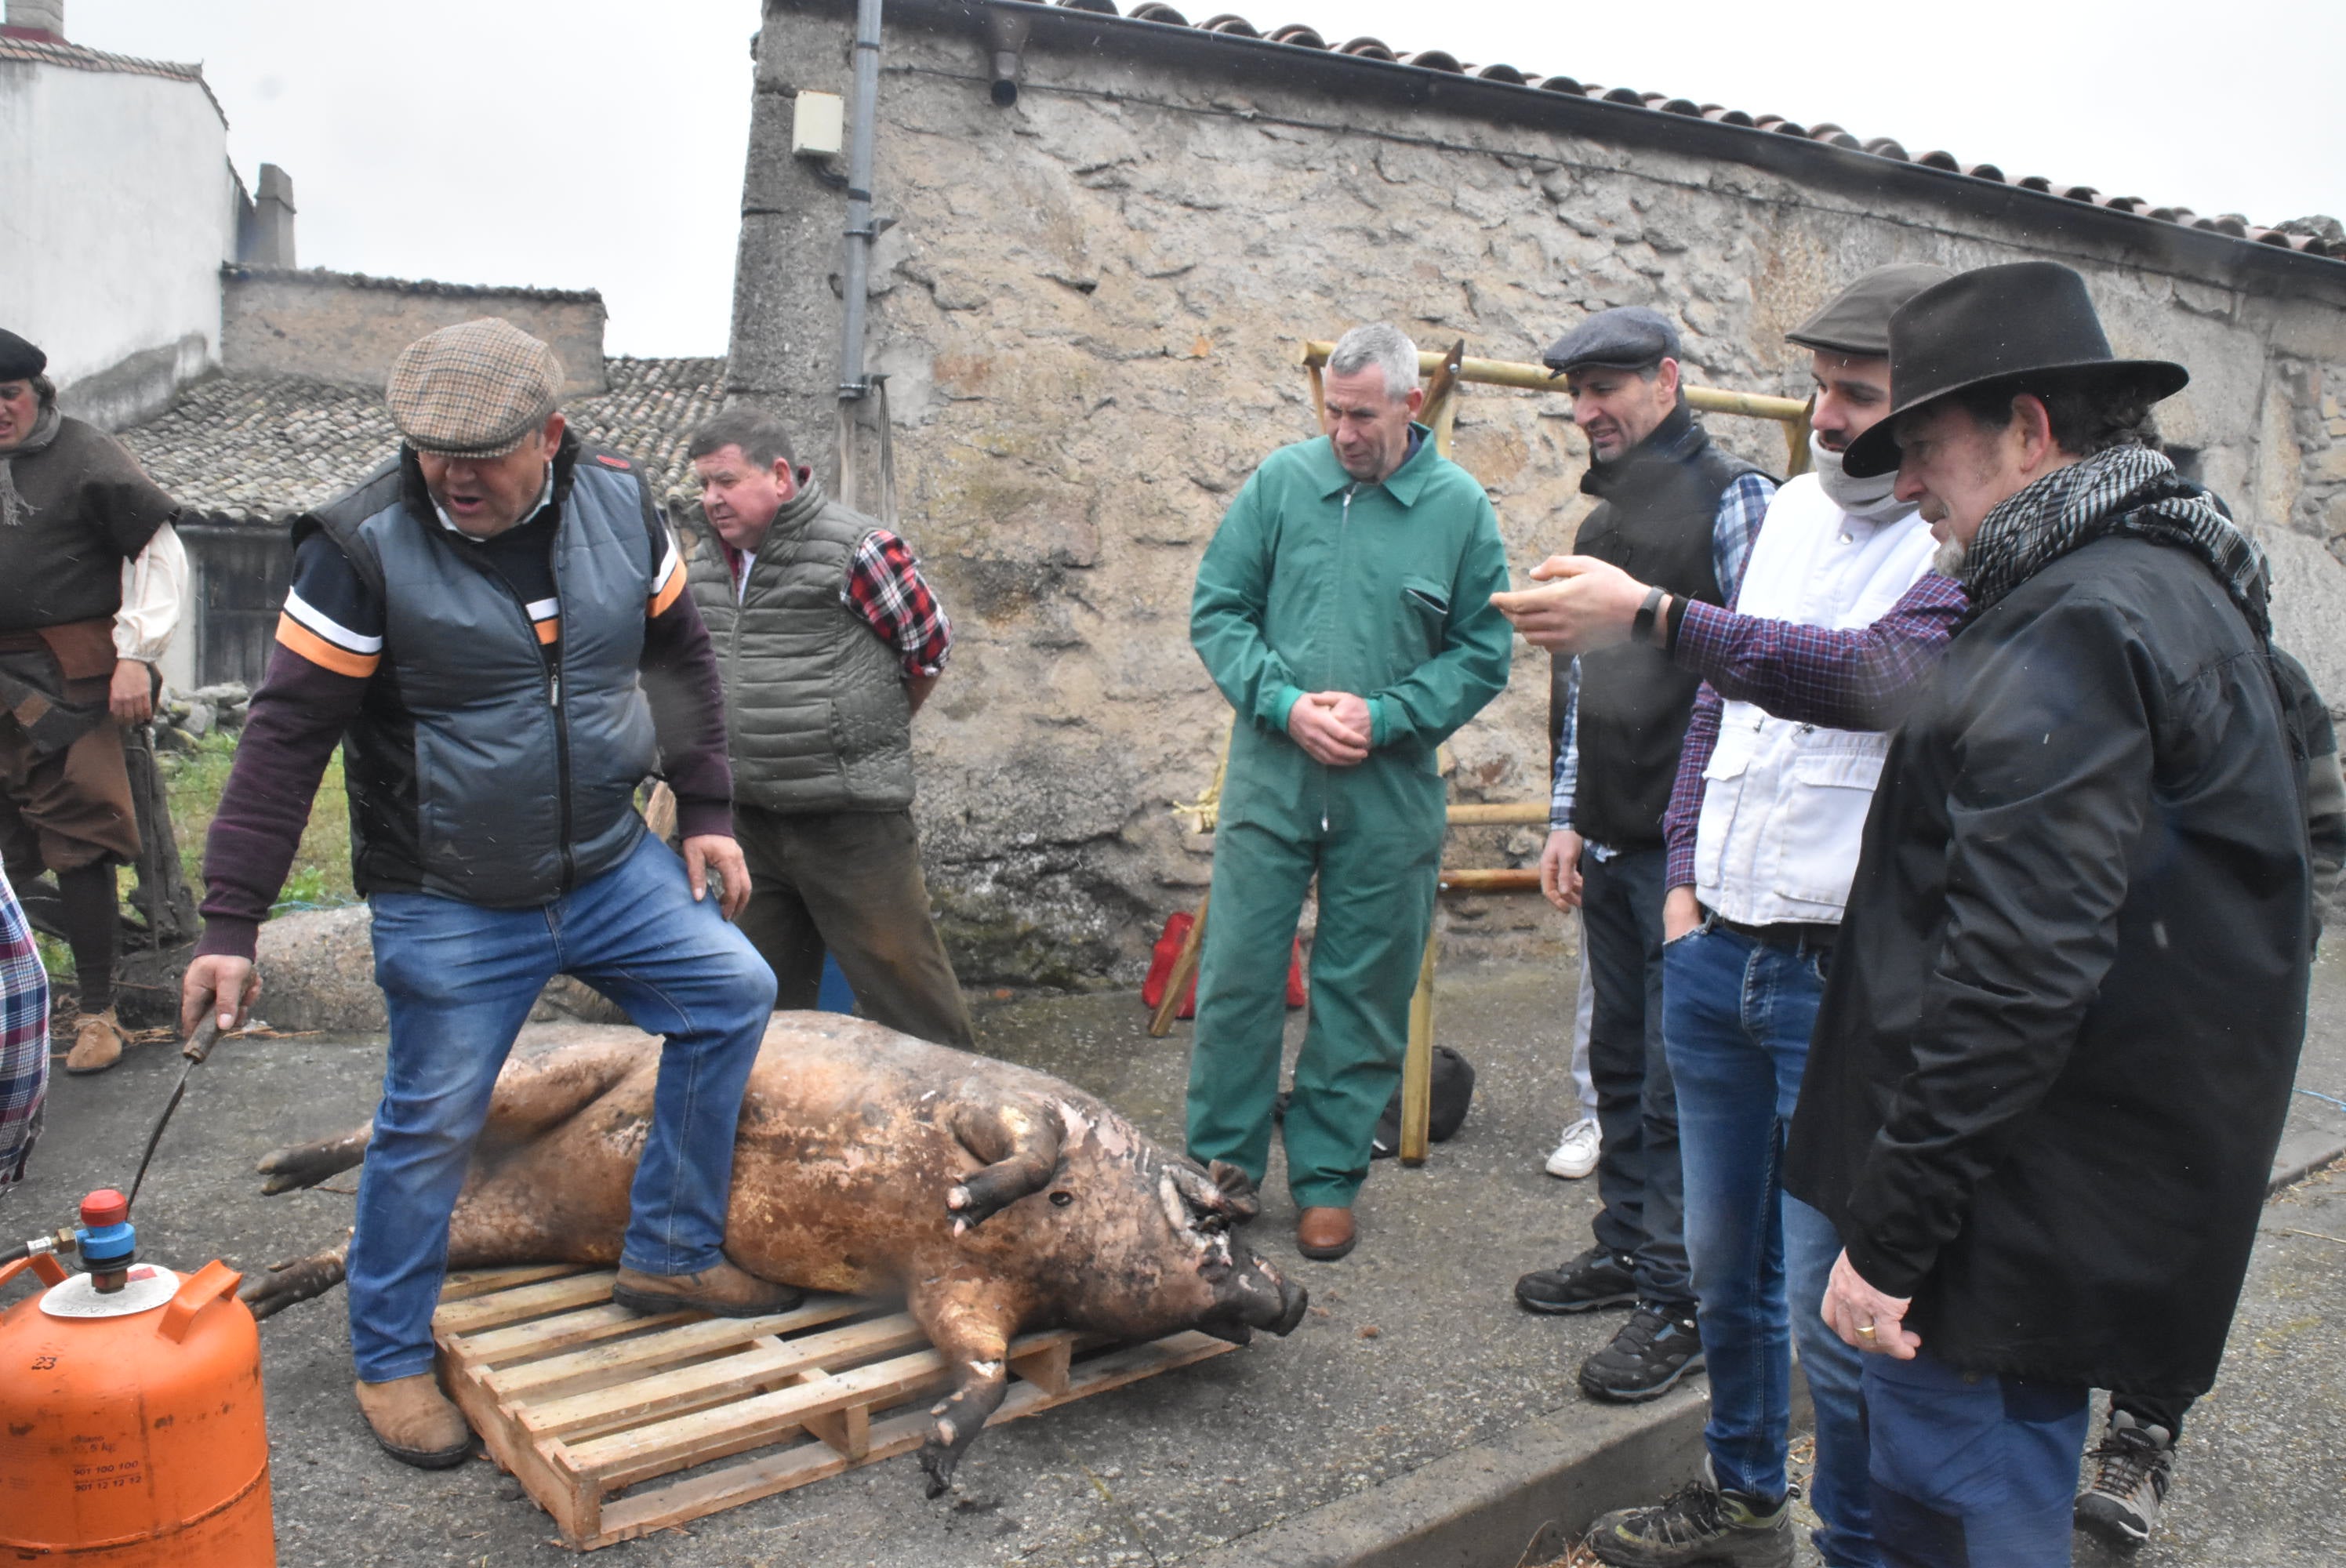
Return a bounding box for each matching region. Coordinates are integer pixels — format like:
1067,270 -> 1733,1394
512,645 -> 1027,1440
728,0 -> 2346,988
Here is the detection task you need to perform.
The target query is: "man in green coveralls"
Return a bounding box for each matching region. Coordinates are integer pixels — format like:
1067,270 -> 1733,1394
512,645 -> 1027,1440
1187,322 -> 1513,1263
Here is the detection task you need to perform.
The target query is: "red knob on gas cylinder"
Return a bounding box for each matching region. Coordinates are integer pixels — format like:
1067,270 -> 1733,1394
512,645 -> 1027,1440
80,1188 -> 129,1227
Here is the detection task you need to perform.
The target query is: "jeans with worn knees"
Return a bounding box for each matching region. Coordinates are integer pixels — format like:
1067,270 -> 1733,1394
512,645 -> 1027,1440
1864,1349 -> 2091,1568
347,832 -> 776,1382
1666,922 -> 1876,1566
1580,846 -> 1689,1308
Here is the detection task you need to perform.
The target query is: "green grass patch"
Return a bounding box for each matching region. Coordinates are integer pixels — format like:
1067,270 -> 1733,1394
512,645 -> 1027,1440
161,728 -> 357,918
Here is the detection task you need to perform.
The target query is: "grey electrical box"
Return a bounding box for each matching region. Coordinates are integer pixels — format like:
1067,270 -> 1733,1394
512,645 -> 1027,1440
793,92 -> 845,158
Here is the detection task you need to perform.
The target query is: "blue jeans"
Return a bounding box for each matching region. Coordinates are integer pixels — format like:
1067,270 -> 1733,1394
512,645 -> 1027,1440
1864,1350 -> 2090,1568
1665,922 -> 1876,1566
1580,847 -> 1689,1309
347,832 -> 777,1381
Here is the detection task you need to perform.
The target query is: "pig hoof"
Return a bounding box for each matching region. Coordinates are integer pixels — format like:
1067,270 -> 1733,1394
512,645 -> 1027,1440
919,1445 -> 957,1499
952,1218 -> 970,1237
946,1185 -> 969,1210
930,1400 -> 950,1416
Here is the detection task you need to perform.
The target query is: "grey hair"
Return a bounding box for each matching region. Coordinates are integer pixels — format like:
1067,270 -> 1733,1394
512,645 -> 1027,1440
1326,323 -> 1421,403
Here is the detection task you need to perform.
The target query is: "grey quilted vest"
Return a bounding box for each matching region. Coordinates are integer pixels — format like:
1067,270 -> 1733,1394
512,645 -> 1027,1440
310,452 -> 659,905
688,476 -> 914,814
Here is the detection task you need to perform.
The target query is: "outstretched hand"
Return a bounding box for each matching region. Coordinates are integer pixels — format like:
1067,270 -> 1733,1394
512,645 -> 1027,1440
1490,555 -> 1651,655
682,833 -> 753,920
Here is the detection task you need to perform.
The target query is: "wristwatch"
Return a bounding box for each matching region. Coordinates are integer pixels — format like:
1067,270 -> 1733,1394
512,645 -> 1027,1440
1632,584 -> 1667,645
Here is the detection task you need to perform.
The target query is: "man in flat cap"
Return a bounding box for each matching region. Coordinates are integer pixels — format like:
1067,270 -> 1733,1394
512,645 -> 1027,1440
1186,321 -> 1511,1264
1503,306 -> 1777,1406
1500,263 -> 1952,1567
0,329 -> 191,1073
182,318 -> 783,1471
1780,262 -> 2309,1564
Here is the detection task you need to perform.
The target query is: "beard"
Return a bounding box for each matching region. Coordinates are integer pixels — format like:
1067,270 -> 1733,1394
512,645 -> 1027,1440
1932,534 -> 1967,579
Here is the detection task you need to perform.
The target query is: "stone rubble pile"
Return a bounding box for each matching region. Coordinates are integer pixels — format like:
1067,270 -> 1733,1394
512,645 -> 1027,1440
153,681 -> 250,752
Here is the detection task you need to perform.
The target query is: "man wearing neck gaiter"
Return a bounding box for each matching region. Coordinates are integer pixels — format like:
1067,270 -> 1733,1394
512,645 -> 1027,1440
1498,309 -> 1778,1407
1501,264 -> 1952,1567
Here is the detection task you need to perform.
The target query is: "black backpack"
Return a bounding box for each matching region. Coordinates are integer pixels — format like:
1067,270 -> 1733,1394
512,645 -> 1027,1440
1370,1047 -> 1475,1160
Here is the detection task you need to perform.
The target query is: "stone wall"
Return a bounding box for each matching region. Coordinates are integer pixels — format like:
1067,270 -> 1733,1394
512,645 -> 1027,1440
732,0 -> 2346,986
221,267 -> 609,398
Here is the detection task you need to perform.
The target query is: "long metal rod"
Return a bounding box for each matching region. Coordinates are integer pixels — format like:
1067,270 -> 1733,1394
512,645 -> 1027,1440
837,0 -> 884,405
1299,340 -> 1811,423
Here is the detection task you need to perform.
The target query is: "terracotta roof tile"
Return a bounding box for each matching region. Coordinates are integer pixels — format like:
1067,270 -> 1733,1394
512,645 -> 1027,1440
1040,0 -> 2344,261
0,31 -> 228,125
220,265 -> 605,307
118,358 -> 727,523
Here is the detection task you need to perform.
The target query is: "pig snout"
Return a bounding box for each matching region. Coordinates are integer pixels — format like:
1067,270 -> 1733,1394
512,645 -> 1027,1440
1200,1252 -> 1307,1345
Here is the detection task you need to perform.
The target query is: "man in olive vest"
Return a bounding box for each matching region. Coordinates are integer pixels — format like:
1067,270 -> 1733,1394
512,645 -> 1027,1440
183,320 -> 785,1472
1505,308 -> 1777,1405
684,412 -> 974,1050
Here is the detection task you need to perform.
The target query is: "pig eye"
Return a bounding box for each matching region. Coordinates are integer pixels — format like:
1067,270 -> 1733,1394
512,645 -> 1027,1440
1050,1191 -> 1073,1207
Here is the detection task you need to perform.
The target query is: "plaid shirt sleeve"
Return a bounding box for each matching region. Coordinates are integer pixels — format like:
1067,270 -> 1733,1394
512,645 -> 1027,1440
1711,473 -> 1778,604
0,867 -> 52,1188
1662,681 -> 1723,891
843,530 -> 953,678
1673,570 -> 1969,732
1549,656 -> 1580,833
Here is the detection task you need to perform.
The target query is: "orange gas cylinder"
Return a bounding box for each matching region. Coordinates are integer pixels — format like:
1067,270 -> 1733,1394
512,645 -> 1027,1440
0,1193 -> 274,1565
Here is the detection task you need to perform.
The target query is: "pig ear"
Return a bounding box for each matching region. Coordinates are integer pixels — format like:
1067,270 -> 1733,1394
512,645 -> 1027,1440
1166,1158 -> 1257,1229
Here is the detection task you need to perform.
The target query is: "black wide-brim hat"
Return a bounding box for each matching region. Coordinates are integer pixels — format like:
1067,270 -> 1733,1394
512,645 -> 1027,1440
1843,261 -> 2188,477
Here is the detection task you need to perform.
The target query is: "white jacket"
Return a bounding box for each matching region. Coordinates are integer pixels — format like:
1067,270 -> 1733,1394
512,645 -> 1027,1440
1693,475 -> 1937,925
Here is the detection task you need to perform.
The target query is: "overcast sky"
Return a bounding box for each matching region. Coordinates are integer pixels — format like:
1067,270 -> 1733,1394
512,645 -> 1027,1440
71,0 -> 2346,357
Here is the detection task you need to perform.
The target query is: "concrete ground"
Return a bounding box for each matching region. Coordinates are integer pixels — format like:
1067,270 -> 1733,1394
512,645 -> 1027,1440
6,944 -> 2344,1567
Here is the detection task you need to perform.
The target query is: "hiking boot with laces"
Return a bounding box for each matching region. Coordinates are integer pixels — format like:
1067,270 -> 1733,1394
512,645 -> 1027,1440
1586,1479 -> 1794,1567
2075,1408 -> 2174,1550
1515,1243 -> 1636,1314
1578,1301 -> 1705,1402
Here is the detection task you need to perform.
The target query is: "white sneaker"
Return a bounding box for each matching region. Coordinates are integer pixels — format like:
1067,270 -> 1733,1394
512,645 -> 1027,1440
1545,1117 -> 1601,1179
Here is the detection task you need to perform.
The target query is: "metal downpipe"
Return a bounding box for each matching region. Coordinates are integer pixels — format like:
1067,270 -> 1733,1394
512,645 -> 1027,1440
835,0 -> 884,506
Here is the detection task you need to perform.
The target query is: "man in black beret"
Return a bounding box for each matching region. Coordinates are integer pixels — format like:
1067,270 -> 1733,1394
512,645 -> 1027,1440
1785,262 -> 2311,1564
0,330 -> 190,1073
1502,307 -> 1778,1406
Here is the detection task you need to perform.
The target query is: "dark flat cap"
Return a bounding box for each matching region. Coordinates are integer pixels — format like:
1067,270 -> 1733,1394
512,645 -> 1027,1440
0,330 -> 46,383
1786,263 -> 1954,356
1542,307 -> 1681,375
387,318 -> 561,459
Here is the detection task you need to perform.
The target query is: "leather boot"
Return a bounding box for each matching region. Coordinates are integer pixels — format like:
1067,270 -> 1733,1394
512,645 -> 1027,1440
612,1257 -> 805,1318
1295,1206 -> 1356,1261
64,1007 -> 125,1075
354,1374 -> 471,1468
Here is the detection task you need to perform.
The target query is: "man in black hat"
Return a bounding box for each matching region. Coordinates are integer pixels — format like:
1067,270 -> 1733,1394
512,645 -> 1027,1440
0,328 -> 191,1074
1785,261 -> 2311,1565
1505,307 -> 1777,1404
1501,262 -> 1954,1567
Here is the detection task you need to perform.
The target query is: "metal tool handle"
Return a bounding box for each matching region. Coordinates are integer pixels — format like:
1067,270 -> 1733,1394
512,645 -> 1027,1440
181,1016 -> 223,1065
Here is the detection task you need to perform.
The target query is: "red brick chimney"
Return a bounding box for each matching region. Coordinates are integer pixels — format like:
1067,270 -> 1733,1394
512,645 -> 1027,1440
2,0 -> 65,43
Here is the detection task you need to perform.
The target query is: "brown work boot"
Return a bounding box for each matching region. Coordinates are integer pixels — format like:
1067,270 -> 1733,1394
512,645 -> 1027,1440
353,1374 -> 472,1469
1296,1206 -> 1357,1261
64,1007 -> 126,1075
612,1257 -> 805,1318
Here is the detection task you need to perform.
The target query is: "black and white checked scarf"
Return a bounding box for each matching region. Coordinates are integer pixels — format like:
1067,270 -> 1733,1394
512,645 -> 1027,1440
1957,445 -> 2272,637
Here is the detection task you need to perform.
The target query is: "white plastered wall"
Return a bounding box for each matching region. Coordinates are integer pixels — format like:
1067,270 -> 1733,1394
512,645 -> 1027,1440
0,60 -> 234,408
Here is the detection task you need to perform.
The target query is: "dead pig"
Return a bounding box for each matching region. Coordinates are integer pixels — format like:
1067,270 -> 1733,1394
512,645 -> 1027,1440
245,1013 -> 1309,1494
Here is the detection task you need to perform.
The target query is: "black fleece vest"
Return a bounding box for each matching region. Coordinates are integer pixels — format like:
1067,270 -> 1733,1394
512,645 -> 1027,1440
1561,408 -> 1765,848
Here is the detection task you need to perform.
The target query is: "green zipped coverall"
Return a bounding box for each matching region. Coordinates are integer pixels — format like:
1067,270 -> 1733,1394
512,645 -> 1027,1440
1187,427 -> 1513,1208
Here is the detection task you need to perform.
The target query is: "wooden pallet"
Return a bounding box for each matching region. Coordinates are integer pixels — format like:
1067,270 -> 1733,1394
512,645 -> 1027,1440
430,1265 -> 1236,1551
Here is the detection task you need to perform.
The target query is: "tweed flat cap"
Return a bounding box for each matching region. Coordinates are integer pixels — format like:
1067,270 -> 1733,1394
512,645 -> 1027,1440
386,318 -> 561,458
1786,263 -> 1954,356
0,329 -> 45,383
1542,307 -> 1682,375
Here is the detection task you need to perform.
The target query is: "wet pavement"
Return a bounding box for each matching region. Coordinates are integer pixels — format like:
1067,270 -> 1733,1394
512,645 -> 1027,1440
6,944 -> 2343,1567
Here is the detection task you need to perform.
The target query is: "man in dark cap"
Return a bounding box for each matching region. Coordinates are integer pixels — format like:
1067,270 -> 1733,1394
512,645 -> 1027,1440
181,318 -> 786,1472
1784,262 -> 2309,1566
1501,262 -> 1952,1567
1498,307 -> 1777,1406
0,328 -> 191,1073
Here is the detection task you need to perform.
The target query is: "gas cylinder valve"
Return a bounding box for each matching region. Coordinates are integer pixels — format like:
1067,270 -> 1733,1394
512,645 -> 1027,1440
74,1188 -> 136,1292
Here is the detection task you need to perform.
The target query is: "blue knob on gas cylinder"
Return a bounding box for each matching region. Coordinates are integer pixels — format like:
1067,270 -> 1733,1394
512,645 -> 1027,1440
75,1186 -> 136,1268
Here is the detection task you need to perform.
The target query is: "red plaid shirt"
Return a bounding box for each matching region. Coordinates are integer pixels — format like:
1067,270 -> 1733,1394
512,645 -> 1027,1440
728,528 -> 952,677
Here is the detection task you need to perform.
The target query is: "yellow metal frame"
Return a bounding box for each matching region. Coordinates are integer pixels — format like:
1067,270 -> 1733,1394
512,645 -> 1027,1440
1160,342 -> 1814,1166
